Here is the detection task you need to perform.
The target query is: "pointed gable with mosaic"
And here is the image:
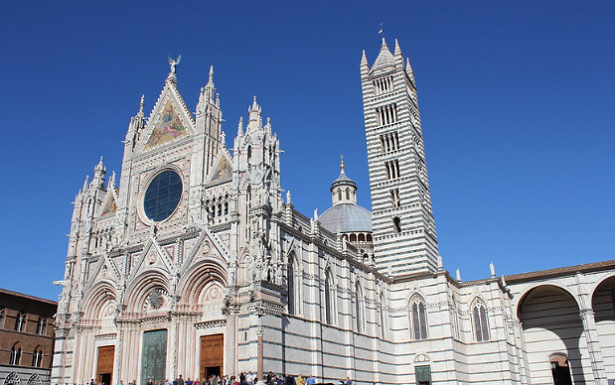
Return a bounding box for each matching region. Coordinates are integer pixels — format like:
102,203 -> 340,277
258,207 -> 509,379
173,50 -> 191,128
138,79 -> 195,153
208,151 -> 233,183
99,189 -> 118,217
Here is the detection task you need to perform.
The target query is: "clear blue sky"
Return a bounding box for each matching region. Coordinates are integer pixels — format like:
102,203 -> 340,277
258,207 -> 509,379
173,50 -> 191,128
1,1 -> 613,301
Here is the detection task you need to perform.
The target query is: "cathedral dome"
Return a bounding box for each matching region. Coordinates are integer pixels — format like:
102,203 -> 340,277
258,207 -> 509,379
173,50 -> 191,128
320,203 -> 372,233
319,160 -> 372,233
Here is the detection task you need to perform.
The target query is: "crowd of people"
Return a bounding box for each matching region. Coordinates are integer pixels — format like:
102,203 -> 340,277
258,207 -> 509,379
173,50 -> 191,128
92,372 -> 353,385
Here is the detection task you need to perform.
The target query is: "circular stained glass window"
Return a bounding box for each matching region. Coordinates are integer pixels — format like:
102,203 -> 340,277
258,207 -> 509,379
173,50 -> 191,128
143,170 -> 182,222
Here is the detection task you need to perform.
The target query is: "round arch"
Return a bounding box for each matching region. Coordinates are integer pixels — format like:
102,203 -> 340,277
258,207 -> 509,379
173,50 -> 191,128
515,283 -> 580,317
123,269 -> 171,314
517,284 -> 588,384
81,281 -> 118,321
590,273 -> 615,304
177,259 -> 228,305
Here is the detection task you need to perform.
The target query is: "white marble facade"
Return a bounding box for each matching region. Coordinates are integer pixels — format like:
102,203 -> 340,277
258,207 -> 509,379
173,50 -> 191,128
51,40 -> 615,385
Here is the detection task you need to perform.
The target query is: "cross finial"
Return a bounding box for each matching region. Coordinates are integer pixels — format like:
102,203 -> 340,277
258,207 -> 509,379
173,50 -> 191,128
340,154 -> 345,170
378,22 -> 385,37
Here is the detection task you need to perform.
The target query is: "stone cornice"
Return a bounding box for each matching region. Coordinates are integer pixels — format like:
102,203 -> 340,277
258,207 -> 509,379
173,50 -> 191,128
194,320 -> 226,329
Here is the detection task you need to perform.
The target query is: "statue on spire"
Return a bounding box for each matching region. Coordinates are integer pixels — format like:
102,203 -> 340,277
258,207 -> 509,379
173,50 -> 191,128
168,55 -> 182,76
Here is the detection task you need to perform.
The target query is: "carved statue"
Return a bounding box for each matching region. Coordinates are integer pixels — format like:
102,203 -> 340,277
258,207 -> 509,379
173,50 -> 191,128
168,55 -> 182,76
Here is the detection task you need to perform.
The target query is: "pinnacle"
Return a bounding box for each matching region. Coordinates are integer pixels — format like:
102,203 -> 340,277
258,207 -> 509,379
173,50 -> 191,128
394,39 -> 402,56
250,96 -> 260,112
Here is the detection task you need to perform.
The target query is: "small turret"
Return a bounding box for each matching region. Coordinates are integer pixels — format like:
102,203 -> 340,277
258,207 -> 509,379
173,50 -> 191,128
91,157 -> 106,190
330,156 -> 358,205
237,117 -> 244,137
246,96 -> 262,132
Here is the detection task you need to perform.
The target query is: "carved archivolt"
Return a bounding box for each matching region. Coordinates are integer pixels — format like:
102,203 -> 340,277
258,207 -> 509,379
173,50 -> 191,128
177,259 -> 227,305
124,270 -> 171,314
81,282 -> 118,321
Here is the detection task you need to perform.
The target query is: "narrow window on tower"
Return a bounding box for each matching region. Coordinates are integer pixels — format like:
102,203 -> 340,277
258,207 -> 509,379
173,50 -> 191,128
384,160 -> 400,180
393,217 -> 401,233
390,189 -> 400,208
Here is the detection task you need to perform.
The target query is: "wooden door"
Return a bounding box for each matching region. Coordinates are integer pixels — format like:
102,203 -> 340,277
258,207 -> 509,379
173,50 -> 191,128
200,334 -> 224,380
97,345 -> 115,385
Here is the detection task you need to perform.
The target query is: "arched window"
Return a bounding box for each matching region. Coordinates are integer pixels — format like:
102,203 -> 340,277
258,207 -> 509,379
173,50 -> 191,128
324,270 -> 335,324
287,254 -> 296,315
410,296 -> 428,340
550,354 -> 572,385
36,317 -> 46,335
355,282 -> 364,333
31,348 -> 43,367
380,293 -> 387,339
472,299 -> 490,342
15,312 -> 25,332
10,345 -> 21,365
450,294 -> 460,339
0,306 -> 5,328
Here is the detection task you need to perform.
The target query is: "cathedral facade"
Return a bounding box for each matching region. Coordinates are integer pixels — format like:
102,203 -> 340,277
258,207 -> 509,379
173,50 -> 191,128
52,40 -> 615,385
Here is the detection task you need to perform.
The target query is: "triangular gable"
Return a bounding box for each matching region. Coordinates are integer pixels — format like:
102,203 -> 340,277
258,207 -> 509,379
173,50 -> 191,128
85,255 -> 120,291
128,236 -> 173,283
180,227 -> 230,277
207,152 -> 233,183
98,190 -> 118,218
137,81 -> 195,154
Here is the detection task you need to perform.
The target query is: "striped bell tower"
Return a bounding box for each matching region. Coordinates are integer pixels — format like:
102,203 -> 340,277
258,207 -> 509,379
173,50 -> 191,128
361,38 -> 439,276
